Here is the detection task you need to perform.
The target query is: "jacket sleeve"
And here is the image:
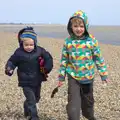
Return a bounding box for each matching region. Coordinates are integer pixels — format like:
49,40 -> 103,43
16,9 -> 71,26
58,41 -> 69,81
5,50 -> 19,72
91,38 -> 108,80
41,48 -> 53,74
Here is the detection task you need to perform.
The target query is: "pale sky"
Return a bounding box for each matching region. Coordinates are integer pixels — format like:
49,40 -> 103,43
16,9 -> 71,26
0,0 -> 120,25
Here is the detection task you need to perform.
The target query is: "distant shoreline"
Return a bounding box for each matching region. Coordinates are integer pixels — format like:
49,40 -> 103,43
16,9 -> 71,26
0,24 -> 120,27
0,24 -> 120,46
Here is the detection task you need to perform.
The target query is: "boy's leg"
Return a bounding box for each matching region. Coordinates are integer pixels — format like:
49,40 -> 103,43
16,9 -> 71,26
66,75 -> 81,120
23,87 -> 39,119
33,85 -> 41,103
80,83 -> 95,120
24,100 -> 29,117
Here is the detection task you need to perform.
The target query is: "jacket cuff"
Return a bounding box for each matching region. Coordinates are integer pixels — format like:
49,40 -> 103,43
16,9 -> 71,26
58,75 -> 65,81
101,75 -> 107,81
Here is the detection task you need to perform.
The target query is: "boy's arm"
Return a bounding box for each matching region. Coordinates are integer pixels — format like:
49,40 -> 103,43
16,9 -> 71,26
5,50 -> 18,76
58,41 -> 69,81
41,48 -> 53,74
91,38 -> 108,81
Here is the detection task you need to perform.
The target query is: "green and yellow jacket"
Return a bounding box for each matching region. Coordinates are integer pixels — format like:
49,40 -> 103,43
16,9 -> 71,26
58,10 -> 108,84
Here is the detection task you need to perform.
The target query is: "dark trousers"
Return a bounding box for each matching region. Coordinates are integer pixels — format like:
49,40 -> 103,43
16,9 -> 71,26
22,86 -> 41,118
66,75 -> 95,120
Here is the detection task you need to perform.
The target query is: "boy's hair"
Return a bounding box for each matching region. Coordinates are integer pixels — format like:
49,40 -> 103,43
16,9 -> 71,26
21,37 -> 34,43
70,17 -> 83,25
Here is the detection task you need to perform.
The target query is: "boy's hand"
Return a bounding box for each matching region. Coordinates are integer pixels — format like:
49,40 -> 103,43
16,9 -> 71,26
58,81 -> 64,87
5,67 -> 13,76
9,70 -> 13,74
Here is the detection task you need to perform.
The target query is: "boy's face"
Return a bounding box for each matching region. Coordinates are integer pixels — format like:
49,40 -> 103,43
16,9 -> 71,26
23,38 -> 35,52
71,20 -> 85,38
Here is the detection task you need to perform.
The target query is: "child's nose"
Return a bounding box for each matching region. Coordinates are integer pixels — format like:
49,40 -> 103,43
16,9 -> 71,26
28,46 -> 32,48
77,27 -> 81,30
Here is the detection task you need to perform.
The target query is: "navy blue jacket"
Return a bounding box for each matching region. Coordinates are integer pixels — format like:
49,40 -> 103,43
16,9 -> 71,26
5,46 -> 53,87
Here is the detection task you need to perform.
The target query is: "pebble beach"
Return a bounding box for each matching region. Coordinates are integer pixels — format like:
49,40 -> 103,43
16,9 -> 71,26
0,31 -> 120,120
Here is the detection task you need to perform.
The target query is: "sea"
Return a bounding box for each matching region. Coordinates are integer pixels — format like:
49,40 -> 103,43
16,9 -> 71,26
0,24 -> 120,45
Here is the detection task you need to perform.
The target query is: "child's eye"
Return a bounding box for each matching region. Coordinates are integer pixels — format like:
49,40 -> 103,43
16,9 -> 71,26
80,25 -> 84,28
24,44 -> 28,46
73,25 -> 78,27
30,44 -> 34,46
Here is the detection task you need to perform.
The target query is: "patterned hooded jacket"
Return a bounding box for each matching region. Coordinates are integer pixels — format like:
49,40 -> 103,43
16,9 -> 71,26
58,10 -> 108,84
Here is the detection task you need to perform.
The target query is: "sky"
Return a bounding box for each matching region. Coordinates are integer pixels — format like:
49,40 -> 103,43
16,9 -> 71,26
0,0 -> 120,25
